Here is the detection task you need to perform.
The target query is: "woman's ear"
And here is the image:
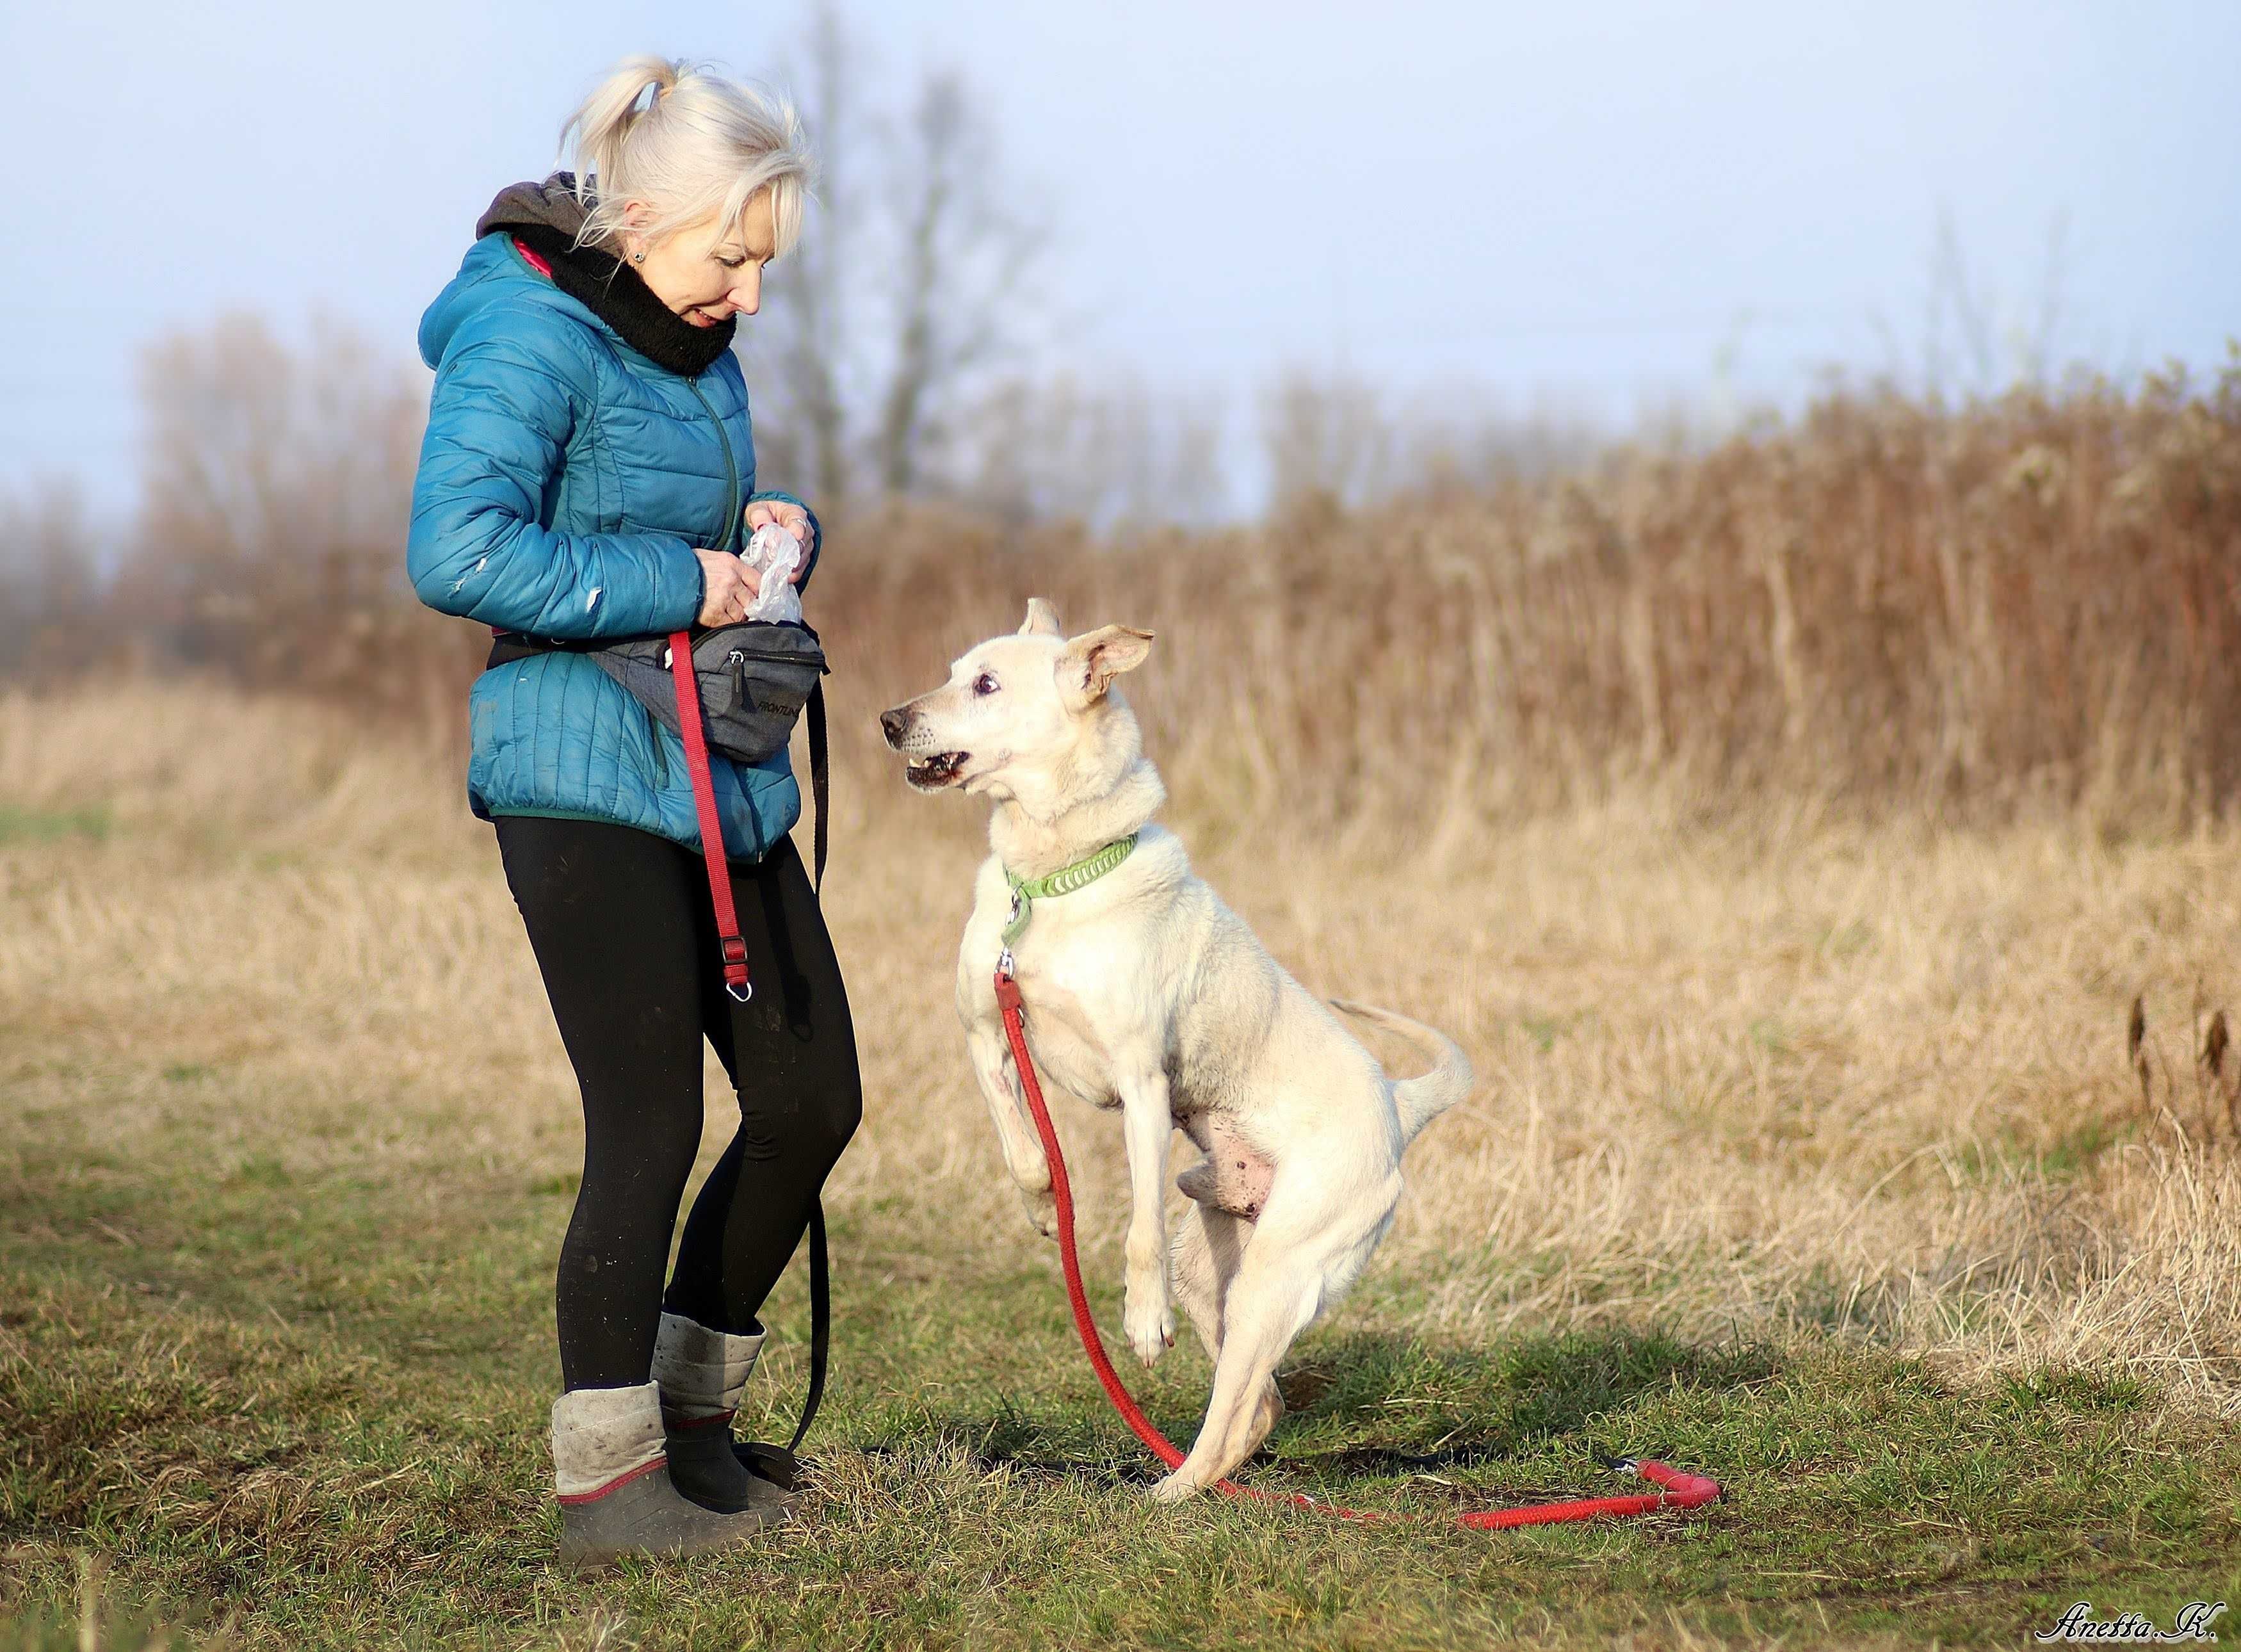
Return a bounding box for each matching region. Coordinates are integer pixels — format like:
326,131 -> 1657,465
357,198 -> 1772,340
619,200 -> 654,261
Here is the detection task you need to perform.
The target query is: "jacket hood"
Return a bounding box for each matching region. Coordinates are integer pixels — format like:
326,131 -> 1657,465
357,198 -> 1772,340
419,172 -> 737,377
475,172 -> 596,242
417,234 -> 532,369
417,174 -> 603,370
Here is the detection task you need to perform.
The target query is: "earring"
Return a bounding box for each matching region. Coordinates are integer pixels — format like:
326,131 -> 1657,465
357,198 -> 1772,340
631,249 -> 645,264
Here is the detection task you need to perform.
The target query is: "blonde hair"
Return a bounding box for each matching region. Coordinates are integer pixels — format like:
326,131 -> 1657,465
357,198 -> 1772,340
560,55 -> 812,259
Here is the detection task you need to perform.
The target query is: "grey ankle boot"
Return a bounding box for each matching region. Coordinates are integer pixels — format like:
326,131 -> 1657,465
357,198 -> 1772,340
652,1313 -> 798,1517
551,1381 -> 776,1567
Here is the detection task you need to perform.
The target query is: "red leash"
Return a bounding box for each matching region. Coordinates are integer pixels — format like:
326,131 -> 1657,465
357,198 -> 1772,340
672,631 -> 752,1001
993,964 -> 1720,1528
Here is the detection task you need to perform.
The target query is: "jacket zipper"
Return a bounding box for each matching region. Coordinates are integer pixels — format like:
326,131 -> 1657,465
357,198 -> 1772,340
720,645 -> 827,667
684,378 -> 741,552
676,379 -> 735,793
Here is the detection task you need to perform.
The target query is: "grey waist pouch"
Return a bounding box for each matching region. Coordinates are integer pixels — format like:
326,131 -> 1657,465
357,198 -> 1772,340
488,620 -> 827,766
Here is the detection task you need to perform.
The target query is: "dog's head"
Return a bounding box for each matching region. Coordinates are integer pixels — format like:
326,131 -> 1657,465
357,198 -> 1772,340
878,599 -> 1155,802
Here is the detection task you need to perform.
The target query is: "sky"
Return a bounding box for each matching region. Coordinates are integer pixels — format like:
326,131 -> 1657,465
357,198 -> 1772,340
4,0 -> 2236,517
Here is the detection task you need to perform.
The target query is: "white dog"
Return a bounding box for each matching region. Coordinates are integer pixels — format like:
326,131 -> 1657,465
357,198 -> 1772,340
878,601 -> 1473,1500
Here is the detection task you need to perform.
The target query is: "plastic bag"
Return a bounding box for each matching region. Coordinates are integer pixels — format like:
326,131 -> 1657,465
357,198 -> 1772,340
741,522 -> 805,624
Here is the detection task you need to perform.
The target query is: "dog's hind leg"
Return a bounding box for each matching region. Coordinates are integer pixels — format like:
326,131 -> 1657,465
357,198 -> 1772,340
1152,1256 -> 1318,1502
1170,1204 -> 1242,1357
1170,1206 -> 1284,1447
1151,1174 -> 1400,1502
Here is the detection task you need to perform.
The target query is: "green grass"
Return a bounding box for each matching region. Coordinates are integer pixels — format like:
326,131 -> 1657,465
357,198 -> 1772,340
1949,1116 -> 2136,1185
0,804 -> 111,844
4,1076 -> 2236,1651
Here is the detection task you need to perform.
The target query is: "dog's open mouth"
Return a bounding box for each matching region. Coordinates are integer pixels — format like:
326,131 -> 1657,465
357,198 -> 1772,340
905,750 -> 970,790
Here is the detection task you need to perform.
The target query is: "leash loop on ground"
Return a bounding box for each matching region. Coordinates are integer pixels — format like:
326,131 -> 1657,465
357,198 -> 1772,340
994,964 -> 1722,1529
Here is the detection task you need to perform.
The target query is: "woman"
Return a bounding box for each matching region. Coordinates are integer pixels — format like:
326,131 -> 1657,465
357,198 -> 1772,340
407,56 -> 862,1567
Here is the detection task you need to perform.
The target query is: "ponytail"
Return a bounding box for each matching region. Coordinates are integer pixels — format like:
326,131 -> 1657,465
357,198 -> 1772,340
558,54 -> 811,259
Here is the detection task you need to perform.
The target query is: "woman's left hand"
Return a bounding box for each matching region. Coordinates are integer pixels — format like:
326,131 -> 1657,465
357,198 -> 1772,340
744,500 -> 813,582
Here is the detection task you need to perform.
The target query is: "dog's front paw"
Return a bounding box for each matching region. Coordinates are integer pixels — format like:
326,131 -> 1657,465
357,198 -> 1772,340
1021,1186 -> 1059,1240
1147,1471 -> 1201,1504
1125,1290 -> 1175,1368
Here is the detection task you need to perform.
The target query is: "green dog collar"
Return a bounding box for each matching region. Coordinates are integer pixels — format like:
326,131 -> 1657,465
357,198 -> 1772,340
1002,834 -> 1140,945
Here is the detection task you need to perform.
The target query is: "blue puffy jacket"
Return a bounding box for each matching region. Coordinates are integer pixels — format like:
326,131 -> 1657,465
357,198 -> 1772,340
408,232 -> 818,861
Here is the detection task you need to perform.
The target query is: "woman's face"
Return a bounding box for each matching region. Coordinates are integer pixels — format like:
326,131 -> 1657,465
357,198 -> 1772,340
625,190 -> 776,328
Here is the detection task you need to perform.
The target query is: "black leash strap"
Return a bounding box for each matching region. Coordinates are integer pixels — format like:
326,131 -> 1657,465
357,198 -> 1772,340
807,679 -> 829,892
766,686 -> 830,1471
791,1202 -> 829,1452
737,1204 -> 829,1490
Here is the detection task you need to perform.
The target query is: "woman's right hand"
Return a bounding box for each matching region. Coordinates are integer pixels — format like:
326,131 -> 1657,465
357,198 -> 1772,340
693,547 -> 763,626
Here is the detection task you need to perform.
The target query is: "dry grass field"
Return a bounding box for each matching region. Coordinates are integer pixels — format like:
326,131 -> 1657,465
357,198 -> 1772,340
5,369 -> 2240,1648
4,675 -> 2240,1648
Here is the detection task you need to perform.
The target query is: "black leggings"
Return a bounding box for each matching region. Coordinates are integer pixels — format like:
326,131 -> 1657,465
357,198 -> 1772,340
496,815 -> 862,1391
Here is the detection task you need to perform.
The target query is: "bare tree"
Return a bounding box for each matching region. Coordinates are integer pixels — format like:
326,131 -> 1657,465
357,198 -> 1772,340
1386,384 -> 1603,499
868,69 -> 1042,497
1924,207 -> 1999,396
126,315 -> 426,677
0,482 -> 102,680
754,4 -> 855,508
1261,368 -> 1393,514
962,371 -> 1230,528
1878,208 -> 2075,401
747,6 -> 1044,515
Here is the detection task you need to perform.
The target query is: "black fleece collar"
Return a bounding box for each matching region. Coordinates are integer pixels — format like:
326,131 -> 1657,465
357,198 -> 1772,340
502,221 -> 738,378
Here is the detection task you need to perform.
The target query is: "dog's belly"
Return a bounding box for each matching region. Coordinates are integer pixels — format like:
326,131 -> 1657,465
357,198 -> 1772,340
1176,1114 -> 1275,1221
1008,975 -> 1274,1216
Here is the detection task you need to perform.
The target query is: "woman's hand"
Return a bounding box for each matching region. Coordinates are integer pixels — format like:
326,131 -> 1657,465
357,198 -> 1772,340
744,499 -> 813,583
693,547 -> 763,626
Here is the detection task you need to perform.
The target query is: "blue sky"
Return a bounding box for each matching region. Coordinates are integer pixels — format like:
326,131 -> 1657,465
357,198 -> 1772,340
4,0 -> 2235,514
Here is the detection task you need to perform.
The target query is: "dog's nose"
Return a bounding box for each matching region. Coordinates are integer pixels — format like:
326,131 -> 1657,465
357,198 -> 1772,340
878,707 -> 910,747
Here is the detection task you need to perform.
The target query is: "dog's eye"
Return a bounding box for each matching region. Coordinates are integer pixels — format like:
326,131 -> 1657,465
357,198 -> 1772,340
972,673 -> 998,697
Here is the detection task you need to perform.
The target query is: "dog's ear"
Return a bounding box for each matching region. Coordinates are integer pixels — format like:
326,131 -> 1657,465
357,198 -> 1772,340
1020,598 -> 1064,638
1059,626 -> 1155,704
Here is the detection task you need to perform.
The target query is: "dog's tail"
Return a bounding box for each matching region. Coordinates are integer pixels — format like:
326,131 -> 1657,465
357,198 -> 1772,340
1329,999 -> 1475,1142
